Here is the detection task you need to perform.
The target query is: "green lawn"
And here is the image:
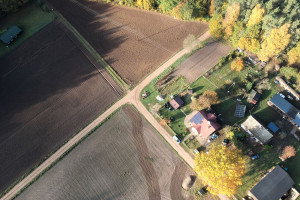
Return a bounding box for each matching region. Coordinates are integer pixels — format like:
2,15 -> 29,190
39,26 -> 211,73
235,135 -> 300,199
0,2 -> 55,58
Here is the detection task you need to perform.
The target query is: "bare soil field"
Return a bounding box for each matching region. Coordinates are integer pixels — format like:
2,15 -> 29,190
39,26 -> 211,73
172,40 -> 231,83
0,22 -> 120,194
47,0 -> 208,85
16,106 -> 194,200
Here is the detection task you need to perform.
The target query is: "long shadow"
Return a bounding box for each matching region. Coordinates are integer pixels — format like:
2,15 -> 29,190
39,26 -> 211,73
0,3 -> 125,193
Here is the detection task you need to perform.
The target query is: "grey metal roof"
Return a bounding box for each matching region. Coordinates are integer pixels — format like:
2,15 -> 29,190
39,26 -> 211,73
270,94 -> 300,126
270,94 -> 299,119
250,166 -> 294,200
241,116 -> 273,144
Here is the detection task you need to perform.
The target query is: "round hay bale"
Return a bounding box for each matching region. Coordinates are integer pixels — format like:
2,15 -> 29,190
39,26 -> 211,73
182,175 -> 195,190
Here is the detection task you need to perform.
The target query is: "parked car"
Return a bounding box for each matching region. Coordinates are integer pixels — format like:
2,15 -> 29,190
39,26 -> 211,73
173,135 -> 181,144
208,133 -> 219,142
198,187 -> 208,195
222,139 -> 230,146
251,155 -> 259,160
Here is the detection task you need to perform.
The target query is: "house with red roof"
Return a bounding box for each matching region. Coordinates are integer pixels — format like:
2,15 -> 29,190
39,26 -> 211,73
189,110 -> 220,138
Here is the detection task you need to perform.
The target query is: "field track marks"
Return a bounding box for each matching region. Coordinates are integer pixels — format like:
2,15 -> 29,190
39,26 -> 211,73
123,106 -> 161,200
170,161 -> 193,200
69,0 -> 173,54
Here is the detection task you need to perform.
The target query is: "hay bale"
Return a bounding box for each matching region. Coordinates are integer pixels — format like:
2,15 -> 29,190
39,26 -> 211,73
182,175 -> 195,190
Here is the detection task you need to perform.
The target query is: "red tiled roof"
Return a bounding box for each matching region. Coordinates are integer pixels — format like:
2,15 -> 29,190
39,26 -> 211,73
191,110 -> 220,138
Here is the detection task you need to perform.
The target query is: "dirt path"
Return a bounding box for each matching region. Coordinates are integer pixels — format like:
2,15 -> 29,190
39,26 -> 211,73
1,32 -> 210,200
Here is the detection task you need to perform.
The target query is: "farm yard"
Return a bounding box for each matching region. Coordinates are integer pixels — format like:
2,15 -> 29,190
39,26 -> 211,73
16,106 -> 194,200
0,2 -> 54,58
47,0 -> 208,86
0,22 -> 121,194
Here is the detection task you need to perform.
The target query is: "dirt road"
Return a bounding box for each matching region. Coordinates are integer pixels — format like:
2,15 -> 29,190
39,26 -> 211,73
1,31 -> 210,200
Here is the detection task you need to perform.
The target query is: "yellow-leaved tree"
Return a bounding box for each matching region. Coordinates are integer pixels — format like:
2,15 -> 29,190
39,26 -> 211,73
247,4 -> 265,27
238,37 -> 260,53
223,3 -> 240,38
258,24 -> 291,61
287,42 -> 300,65
209,14 -> 223,38
208,0 -> 215,17
194,144 -> 246,196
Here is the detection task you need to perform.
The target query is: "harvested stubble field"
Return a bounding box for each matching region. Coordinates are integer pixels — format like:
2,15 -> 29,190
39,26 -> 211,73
16,106 -> 194,200
0,22 -> 120,194
172,40 -> 231,83
48,0 -> 208,85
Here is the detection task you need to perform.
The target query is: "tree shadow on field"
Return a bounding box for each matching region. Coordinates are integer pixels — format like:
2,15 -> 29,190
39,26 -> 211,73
0,0 -> 126,193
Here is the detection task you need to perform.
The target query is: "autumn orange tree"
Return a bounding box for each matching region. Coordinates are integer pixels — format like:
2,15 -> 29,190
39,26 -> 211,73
281,146 -> 296,160
258,23 -> 291,61
190,91 -> 219,110
231,58 -> 244,71
195,144 -> 245,196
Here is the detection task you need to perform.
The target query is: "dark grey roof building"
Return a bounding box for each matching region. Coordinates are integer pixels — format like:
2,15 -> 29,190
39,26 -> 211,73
249,166 -> 294,200
269,94 -> 300,127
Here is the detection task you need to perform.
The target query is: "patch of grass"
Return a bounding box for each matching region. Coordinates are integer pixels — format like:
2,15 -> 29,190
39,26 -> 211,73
159,76 -> 188,99
0,2 -> 55,58
185,137 -> 201,150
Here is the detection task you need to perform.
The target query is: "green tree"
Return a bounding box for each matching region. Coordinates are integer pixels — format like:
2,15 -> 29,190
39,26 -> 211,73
158,0 -> 179,13
181,0 -> 194,20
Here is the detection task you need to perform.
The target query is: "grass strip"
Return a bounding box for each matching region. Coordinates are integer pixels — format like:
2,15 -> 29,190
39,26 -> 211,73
51,7 -> 129,90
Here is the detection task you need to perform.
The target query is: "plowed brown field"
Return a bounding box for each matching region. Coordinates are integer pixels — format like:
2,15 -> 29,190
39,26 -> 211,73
16,106 -> 194,200
0,22 -> 120,194
48,0 -> 208,85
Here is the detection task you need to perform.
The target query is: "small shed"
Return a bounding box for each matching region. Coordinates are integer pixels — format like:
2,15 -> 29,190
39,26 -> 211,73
267,122 -> 279,134
170,96 -> 184,110
249,90 -> 261,104
0,26 -> 22,44
234,105 -> 246,118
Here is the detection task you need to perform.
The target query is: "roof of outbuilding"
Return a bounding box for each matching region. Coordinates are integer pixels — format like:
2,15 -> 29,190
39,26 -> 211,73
250,166 -> 294,200
267,122 -> 279,133
0,26 -> 22,44
170,96 -> 184,110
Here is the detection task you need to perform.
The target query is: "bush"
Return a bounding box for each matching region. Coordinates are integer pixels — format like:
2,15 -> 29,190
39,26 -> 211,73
246,82 -> 253,92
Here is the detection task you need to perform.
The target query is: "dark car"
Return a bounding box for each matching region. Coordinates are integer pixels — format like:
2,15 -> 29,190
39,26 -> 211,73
198,187 -> 208,195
